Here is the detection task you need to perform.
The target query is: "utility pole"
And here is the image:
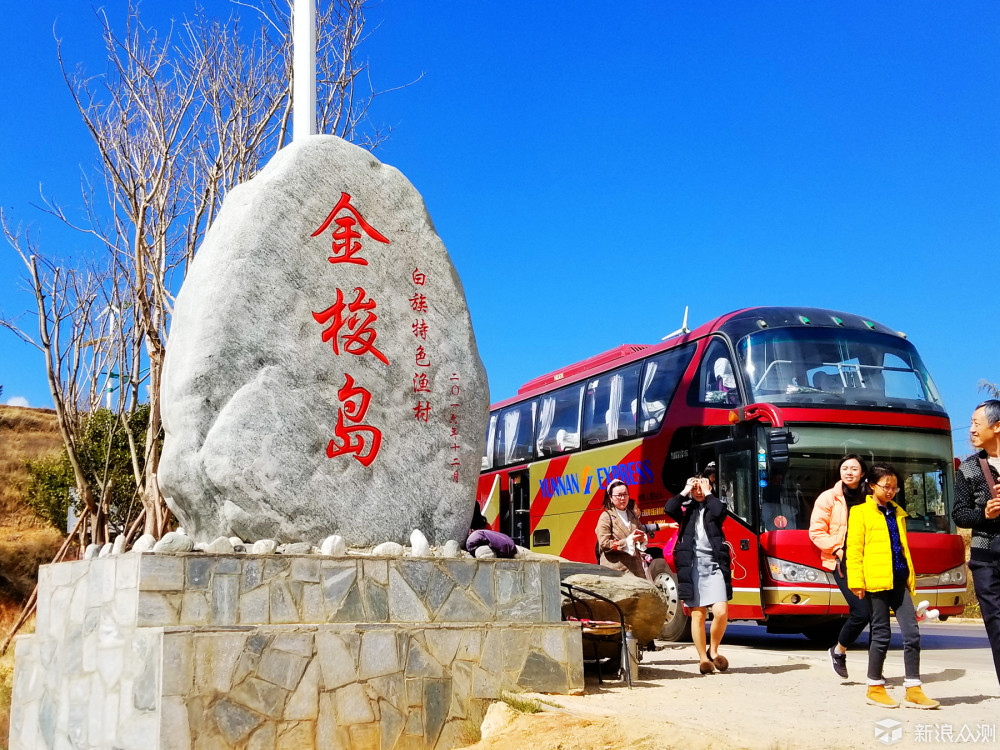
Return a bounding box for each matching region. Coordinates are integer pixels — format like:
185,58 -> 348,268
293,0 -> 317,141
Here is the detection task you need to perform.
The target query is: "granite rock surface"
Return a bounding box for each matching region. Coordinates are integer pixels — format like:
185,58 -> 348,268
159,135 -> 488,546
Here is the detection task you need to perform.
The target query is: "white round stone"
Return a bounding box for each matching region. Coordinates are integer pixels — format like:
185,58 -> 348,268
409,529 -> 431,557
153,531 -> 195,554
252,539 -> 278,555
131,534 -> 156,553
205,536 -> 235,554
321,535 -> 347,556
372,541 -> 404,557
440,539 -> 462,558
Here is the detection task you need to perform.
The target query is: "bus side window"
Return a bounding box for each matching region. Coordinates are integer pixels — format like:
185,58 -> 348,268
495,401 -> 536,467
482,413 -> 497,470
693,339 -> 741,406
639,343 -> 696,433
535,384 -> 583,456
582,363 -> 641,446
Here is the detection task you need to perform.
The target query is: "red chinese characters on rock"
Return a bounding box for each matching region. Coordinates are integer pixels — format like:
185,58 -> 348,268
412,373 -> 430,394
312,192 -> 390,265
311,191 -> 393,468
408,293 -> 428,314
410,267 -> 433,425
449,372 -> 461,482
413,401 -> 431,423
327,374 -> 383,467
415,345 -> 431,368
312,287 -> 390,366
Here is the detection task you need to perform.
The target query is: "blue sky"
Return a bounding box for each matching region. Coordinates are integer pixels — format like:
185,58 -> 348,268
1,1 -> 997,455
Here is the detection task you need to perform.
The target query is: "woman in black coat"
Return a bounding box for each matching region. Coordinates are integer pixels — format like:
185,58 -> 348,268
665,475 -> 733,674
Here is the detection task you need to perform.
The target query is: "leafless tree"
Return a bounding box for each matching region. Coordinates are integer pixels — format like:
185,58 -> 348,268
0,221 -> 120,544
3,0 -> 406,545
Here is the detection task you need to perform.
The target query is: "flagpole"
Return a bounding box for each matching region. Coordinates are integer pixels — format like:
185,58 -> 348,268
293,0 -> 317,141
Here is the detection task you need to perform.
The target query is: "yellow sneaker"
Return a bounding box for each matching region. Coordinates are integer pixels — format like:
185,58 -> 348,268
866,685 -> 899,708
903,686 -> 940,709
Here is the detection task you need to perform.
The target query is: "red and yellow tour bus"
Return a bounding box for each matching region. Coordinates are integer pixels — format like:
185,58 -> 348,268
476,307 -> 967,641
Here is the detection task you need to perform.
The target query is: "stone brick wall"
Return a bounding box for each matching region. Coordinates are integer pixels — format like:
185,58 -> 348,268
131,554 -> 562,628
11,554 -> 582,750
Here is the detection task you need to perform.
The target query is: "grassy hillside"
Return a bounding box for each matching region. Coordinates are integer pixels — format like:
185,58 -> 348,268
0,403 -> 63,605
0,405 -> 62,748
0,405 -> 65,592
0,405 -> 63,532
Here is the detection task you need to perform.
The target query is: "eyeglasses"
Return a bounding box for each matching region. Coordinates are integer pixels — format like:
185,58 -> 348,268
874,484 -> 899,495
611,493 -> 629,501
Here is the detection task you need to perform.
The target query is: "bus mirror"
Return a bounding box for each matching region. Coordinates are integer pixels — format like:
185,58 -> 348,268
767,428 -> 791,474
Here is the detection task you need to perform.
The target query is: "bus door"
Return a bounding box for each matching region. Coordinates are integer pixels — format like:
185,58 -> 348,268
716,446 -> 765,621
502,469 -> 531,548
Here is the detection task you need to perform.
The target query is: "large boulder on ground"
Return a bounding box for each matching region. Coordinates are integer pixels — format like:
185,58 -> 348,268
158,135 -> 489,545
561,573 -> 668,644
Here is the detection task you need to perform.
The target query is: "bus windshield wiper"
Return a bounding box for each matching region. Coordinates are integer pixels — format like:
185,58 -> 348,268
784,384 -> 845,399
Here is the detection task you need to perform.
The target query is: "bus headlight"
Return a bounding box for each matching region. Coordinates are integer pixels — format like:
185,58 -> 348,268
917,565 -> 967,587
766,557 -> 830,584
941,565 -> 965,586
938,565 -> 966,586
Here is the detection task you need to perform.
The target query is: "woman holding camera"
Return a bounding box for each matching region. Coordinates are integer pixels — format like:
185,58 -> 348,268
808,454 -> 871,679
665,475 -> 732,674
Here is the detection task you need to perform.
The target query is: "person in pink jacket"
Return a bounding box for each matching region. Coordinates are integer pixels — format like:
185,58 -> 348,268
809,454 -> 871,679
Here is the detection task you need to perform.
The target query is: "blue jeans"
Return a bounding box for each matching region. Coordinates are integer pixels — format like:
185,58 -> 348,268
867,578 -> 920,683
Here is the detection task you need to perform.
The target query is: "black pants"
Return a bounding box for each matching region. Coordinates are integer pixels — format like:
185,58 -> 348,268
867,578 -> 920,683
969,555 -> 1000,687
833,561 -> 870,647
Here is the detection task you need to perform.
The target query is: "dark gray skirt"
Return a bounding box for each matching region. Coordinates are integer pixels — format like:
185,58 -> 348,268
685,552 -> 727,607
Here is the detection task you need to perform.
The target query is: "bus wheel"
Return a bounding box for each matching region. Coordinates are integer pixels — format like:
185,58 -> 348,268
648,559 -> 691,641
801,620 -> 845,647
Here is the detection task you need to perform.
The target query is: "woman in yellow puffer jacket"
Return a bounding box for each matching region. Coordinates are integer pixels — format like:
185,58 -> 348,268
846,462 -> 938,709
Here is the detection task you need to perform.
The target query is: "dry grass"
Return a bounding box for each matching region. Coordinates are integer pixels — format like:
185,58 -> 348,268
0,405 -> 61,537
0,531 -> 63,602
0,406 -> 59,749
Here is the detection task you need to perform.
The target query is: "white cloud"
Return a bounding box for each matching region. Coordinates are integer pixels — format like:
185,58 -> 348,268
6,396 -> 30,408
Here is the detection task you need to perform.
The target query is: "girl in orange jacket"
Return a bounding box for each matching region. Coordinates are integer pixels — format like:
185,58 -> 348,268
808,454 -> 870,679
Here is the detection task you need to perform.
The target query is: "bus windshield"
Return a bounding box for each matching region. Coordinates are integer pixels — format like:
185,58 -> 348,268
759,426 -> 953,534
736,328 -> 945,413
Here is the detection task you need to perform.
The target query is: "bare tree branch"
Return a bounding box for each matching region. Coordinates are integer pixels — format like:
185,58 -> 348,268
4,0 -> 413,546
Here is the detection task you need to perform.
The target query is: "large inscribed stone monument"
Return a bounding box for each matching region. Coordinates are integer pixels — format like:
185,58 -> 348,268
159,136 -> 488,546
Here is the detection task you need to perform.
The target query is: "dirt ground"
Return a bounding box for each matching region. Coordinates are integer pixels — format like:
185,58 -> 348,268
459,629 -> 1000,750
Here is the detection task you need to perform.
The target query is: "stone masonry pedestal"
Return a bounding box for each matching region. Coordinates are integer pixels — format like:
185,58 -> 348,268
9,553 -> 583,750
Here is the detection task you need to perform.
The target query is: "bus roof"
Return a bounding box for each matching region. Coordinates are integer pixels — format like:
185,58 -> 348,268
491,306 -> 906,410
517,344 -> 649,395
